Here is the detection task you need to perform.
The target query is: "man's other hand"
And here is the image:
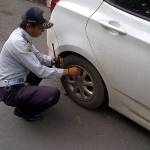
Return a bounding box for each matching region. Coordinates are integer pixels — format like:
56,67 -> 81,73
63,67 -> 81,77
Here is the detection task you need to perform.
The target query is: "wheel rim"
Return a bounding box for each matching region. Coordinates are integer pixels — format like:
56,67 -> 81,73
65,66 -> 95,102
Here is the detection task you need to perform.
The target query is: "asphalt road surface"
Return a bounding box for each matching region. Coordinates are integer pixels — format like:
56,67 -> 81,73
0,0 -> 149,150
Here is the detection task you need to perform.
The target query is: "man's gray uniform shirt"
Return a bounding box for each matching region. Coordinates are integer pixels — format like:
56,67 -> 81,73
0,28 -> 64,86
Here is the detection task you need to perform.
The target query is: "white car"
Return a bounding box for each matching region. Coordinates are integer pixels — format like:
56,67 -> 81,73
47,0 -> 150,130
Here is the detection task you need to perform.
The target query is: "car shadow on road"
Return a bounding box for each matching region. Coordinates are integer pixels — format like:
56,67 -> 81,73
91,106 -> 149,134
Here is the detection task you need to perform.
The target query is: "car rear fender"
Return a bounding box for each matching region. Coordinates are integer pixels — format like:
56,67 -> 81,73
56,44 -> 111,93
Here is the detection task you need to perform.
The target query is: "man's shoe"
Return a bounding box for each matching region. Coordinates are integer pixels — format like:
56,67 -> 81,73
14,108 -> 24,117
14,108 -> 43,122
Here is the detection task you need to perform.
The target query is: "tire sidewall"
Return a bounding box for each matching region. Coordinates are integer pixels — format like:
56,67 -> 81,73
61,55 -> 105,109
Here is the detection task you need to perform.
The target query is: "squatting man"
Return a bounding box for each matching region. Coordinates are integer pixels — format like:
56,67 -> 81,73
0,7 -> 81,121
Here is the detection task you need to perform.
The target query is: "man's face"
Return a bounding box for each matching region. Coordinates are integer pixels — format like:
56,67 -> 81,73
27,25 -> 45,37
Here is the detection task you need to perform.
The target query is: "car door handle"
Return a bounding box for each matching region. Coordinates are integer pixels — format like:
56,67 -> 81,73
98,20 -> 126,35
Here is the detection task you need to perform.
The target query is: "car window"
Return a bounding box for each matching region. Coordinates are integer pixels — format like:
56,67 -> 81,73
105,0 -> 150,21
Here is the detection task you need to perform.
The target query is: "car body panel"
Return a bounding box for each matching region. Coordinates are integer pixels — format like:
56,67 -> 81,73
47,0 -> 109,85
47,0 -> 150,130
47,0 -> 103,53
86,2 -> 150,130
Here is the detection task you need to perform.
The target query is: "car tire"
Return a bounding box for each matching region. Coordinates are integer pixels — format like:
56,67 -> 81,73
61,55 -> 107,109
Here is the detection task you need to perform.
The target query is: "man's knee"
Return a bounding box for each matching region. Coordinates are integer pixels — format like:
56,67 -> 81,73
33,86 -> 60,106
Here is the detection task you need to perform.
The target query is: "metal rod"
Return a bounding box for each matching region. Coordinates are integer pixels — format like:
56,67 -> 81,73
52,43 -> 56,59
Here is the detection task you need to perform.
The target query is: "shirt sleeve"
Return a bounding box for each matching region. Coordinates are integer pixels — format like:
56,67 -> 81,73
11,39 -> 64,79
32,45 -> 52,67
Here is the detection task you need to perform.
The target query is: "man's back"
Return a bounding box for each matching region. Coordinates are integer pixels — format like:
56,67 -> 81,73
0,28 -> 29,81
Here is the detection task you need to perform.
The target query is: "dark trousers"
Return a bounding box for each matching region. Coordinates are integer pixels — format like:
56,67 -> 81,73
0,73 -> 60,116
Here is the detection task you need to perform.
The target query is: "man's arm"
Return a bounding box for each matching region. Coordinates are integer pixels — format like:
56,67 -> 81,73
32,45 -> 52,67
12,39 -> 64,79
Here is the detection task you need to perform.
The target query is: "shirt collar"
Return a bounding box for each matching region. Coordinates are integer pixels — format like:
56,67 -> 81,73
19,28 -> 32,44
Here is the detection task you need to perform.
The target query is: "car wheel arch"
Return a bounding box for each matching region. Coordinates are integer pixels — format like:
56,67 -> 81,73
58,49 -> 109,106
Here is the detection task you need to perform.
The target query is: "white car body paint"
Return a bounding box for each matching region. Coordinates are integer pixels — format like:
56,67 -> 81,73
47,0 -> 150,130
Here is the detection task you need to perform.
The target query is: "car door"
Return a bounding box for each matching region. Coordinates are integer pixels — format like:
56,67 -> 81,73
86,0 -> 150,118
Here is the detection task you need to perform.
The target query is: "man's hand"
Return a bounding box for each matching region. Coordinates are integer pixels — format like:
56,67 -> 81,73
63,67 -> 81,77
51,56 -> 64,68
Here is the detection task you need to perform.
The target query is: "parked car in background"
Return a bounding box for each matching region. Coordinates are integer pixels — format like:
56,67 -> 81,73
47,0 -> 150,130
